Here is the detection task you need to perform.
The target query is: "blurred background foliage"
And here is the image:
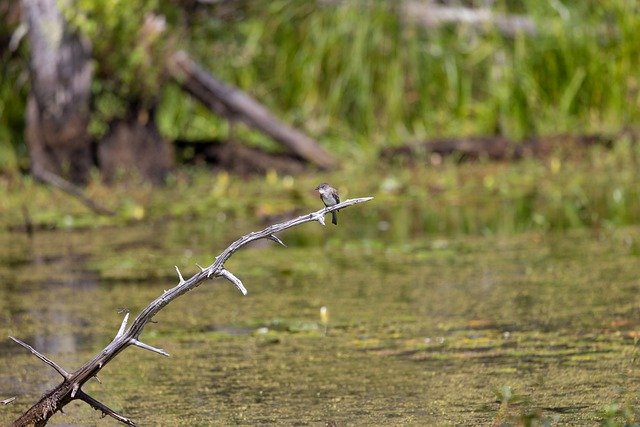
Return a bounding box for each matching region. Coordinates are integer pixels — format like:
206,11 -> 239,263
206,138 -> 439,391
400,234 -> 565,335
1,0 -> 640,170
0,1 -> 639,236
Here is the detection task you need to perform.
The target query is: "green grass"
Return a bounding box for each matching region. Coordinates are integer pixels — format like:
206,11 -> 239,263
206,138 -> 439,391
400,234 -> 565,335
163,0 -> 640,149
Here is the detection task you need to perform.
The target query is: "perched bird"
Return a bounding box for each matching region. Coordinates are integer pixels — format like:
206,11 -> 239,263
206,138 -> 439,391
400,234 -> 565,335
315,183 -> 340,225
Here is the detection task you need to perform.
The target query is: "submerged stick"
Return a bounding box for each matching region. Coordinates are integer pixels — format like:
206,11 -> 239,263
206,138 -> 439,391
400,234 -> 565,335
32,168 -> 115,216
10,196 -> 373,426
1,397 -> 16,405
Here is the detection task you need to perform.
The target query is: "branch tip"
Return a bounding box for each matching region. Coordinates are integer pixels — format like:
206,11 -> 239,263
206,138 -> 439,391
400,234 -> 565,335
175,266 -> 185,284
131,339 -> 170,357
77,390 -> 137,426
267,234 -> 286,247
220,268 -> 248,295
9,336 -> 70,379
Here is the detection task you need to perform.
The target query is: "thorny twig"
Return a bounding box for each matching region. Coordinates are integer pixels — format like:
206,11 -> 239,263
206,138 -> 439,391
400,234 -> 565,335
10,196 -> 373,426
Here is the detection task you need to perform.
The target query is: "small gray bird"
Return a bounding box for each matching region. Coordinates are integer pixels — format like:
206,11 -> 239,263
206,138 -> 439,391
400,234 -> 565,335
315,183 -> 340,225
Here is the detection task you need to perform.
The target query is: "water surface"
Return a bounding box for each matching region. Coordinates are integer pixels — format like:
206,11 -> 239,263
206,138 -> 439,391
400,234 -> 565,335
1,222 -> 639,425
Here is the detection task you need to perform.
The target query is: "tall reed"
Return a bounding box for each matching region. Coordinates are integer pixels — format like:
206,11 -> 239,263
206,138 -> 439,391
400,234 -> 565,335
163,0 -> 640,147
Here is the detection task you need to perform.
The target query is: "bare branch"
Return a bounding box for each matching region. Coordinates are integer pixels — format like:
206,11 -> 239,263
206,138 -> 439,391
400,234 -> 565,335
127,197 -> 373,330
76,390 -> 136,426
131,339 -> 170,357
12,196 -> 373,426
9,336 -> 70,379
220,268 -> 248,295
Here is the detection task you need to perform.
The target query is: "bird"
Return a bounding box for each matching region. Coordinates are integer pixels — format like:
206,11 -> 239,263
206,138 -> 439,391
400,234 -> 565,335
315,183 -> 340,225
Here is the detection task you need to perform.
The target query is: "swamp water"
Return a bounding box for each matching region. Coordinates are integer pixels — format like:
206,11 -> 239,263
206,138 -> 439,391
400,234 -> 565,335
0,221 -> 639,425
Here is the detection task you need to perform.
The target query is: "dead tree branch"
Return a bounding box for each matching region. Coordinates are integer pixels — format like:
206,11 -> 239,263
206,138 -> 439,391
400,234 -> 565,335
75,390 -> 136,426
9,337 -> 70,380
11,196 -> 373,426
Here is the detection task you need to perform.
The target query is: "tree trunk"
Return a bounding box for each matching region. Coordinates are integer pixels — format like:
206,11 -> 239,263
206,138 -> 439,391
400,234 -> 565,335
22,0 -> 93,184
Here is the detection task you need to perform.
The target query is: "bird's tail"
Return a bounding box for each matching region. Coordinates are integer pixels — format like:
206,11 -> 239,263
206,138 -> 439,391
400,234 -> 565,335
331,211 -> 338,225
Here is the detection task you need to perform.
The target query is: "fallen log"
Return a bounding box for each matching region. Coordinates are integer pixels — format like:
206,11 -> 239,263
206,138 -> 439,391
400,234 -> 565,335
381,134 -> 619,163
10,195 -> 373,426
175,139 -> 306,175
402,1 -> 537,36
318,0 -> 537,36
167,50 -> 336,170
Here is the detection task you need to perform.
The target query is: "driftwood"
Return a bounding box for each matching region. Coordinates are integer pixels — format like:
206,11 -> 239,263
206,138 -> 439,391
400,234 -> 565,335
167,50 -> 336,170
10,196 -> 373,426
402,1 -> 537,36
22,0 -> 94,185
318,0 -> 537,36
1,397 -> 16,405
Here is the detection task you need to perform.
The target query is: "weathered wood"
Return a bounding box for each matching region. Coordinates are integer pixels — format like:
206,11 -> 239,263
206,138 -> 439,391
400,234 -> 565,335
167,50 -> 336,170
11,196 -> 373,426
402,1 -> 537,36
22,0 -> 93,185
1,396 -> 16,405
318,0 -> 537,36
